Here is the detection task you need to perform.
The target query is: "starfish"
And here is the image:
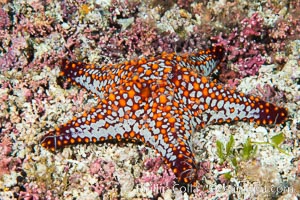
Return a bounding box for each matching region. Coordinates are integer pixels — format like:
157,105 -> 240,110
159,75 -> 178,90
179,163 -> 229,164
40,46 -> 288,184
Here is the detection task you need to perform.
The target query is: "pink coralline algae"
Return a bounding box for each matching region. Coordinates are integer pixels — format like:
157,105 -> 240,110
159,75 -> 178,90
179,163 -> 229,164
110,0 -> 140,19
266,17 -> 300,59
15,13 -> 55,37
0,36 -> 30,70
176,0 -> 194,10
155,26 -> 212,54
0,8 -> 11,30
0,137 -> 21,177
89,159 -> 119,196
250,83 -> 286,105
212,13 -> 266,78
18,182 -> 55,200
96,18 -> 159,62
139,157 -> 175,194
212,11 -> 300,80
237,56 -> 265,78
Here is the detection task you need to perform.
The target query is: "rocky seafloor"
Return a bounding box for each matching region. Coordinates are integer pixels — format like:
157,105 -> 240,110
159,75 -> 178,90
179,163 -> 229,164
0,0 -> 299,199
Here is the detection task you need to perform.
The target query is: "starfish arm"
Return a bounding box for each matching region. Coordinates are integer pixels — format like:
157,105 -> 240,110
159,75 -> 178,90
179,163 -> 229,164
200,88 -> 288,126
154,112 -> 197,184
59,56 -> 177,97
40,89 -> 134,151
171,67 -> 288,127
144,96 -> 198,184
59,59 -> 143,97
40,80 -> 149,151
169,117 -> 198,184
177,46 -> 225,76
60,60 -> 113,97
